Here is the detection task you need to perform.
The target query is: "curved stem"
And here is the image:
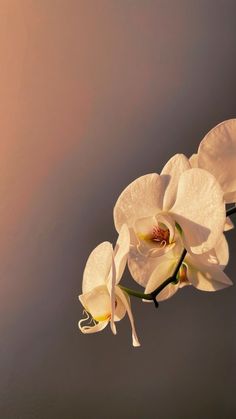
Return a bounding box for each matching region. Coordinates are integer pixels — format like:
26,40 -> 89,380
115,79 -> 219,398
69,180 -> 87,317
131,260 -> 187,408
119,248 -> 187,307
119,285 -> 153,301
151,248 -> 187,301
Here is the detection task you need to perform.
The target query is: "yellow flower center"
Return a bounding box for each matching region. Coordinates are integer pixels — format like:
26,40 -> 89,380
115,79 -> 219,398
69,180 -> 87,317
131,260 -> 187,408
93,312 -> 111,322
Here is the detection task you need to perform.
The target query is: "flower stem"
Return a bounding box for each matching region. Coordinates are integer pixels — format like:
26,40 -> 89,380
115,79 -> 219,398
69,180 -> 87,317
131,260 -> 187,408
119,286 -> 153,301
151,248 -> 187,301
226,205 -> 236,217
119,248 -> 187,307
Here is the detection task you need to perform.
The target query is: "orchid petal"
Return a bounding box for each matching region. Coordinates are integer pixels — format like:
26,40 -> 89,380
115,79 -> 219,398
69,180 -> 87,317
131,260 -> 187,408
114,224 -> 130,284
224,217 -> 234,231
128,247 -> 161,287
134,216 -> 155,240
128,234 -> 183,287
106,256 -> 117,335
82,242 -> 113,293
198,119 -> 236,203
161,154 -> 191,211
79,285 -> 111,322
78,318 -> 109,334
189,153 -> 198,168
187,263 -> 233,291
187,233 -> 229,269
114,295 -> 126,321
113,174 -> 165,232
171,168 -> 225,254
115,286 -> 140,347
145,258 -> 179,302
212,233 -> 229,267
137,240 -> 176,259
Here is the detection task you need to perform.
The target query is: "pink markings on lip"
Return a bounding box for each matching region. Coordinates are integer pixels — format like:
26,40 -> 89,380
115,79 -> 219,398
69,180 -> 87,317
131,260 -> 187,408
152,225 -> 170,246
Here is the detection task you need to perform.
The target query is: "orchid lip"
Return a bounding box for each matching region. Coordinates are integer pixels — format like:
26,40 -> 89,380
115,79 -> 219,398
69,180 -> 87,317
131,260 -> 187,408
84,298 -> 118,323
152,224 -> 170,245
93,313 -> 111,322
79,309 -> 96,328
136,222 -> 173,256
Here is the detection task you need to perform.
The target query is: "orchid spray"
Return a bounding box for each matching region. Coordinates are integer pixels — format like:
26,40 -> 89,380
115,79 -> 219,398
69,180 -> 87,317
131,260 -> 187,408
79,119 -> 236,346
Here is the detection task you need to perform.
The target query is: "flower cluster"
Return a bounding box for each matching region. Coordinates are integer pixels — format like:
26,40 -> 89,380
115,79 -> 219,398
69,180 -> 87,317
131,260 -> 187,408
78,119 -> 236,347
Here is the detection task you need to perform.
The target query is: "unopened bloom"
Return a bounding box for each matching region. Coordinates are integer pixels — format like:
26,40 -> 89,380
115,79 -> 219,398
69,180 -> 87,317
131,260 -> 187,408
78,224 -> 140,347
114,154 -> 226,286
145,233 -> 232,302
190,119 -> 236,203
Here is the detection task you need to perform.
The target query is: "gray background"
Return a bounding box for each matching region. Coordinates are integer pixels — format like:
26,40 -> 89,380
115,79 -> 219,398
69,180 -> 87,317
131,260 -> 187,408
0,1 -> 236,418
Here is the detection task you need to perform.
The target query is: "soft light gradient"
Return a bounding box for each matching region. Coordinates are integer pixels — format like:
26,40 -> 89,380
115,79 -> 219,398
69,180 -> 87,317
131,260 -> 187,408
1,1 -> 236,418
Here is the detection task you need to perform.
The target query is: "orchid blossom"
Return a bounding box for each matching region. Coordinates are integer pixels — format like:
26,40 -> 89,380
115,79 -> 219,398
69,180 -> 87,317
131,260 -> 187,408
114,154 -> 226,287
190,119 -> 236,203
78,224 -> 140,347
144,233 -> 232,302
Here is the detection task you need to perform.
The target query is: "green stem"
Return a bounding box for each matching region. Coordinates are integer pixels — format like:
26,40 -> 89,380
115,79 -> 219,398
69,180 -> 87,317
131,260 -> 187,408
119,285 -> 153,301
151,248 -> 187,301
119,248 -> 187,307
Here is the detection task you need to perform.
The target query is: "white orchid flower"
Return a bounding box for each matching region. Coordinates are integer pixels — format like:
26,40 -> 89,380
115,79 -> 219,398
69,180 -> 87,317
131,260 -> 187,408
190,119 -> 236,204
78,224 -> 140,347
114,154 -> 226,286
145,233 -> 233,302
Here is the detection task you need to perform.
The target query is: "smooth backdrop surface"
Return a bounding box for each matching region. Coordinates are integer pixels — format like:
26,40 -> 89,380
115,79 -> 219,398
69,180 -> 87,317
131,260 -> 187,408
0,1 -> 236,418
